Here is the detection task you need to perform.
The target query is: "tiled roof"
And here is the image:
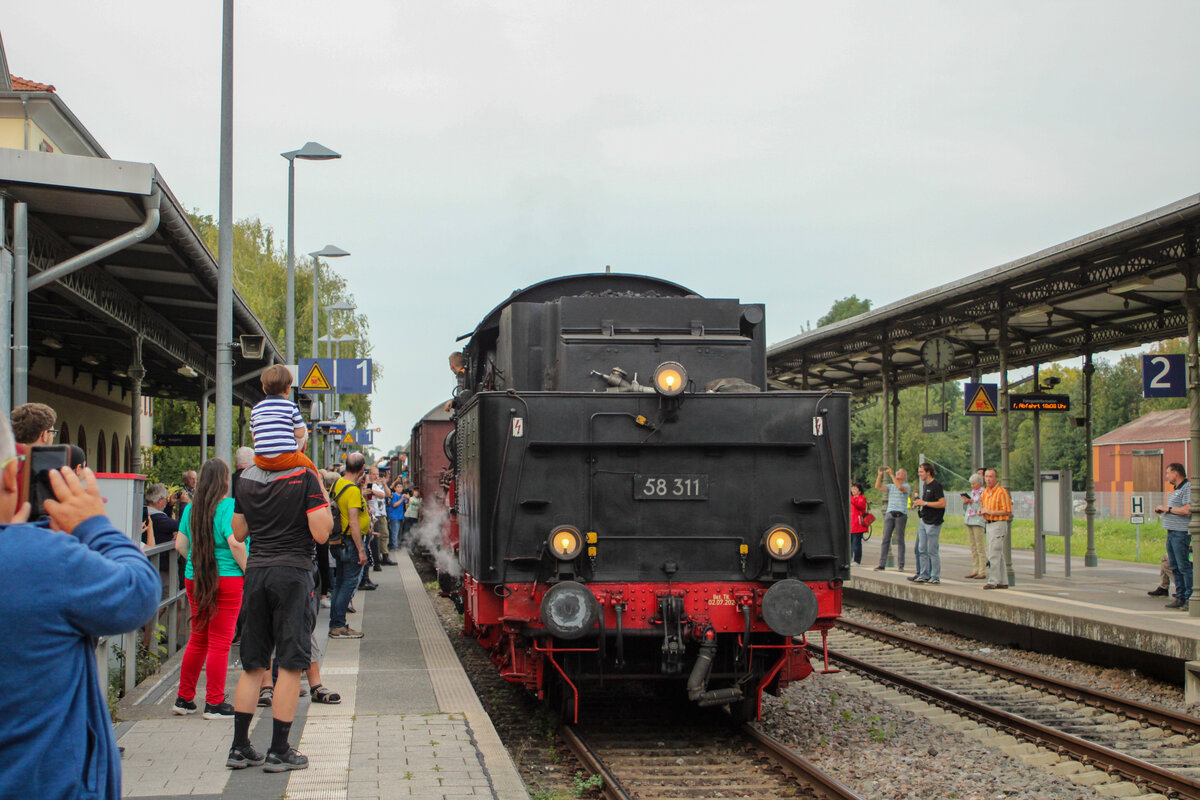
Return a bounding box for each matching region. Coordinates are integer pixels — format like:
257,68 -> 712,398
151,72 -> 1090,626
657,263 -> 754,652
1094,408 -> 1190,446
10,75 -> 55,92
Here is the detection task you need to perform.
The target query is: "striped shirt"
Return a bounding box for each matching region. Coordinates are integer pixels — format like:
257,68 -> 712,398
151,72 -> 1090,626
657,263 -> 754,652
885,482 -> 909,514
250,396 -> 305,456
980,484 -> 1012,522
1163,481 -> 1191,532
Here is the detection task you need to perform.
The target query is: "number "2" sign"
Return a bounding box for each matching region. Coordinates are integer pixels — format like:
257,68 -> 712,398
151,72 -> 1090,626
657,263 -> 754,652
1142,354 -> 1186,398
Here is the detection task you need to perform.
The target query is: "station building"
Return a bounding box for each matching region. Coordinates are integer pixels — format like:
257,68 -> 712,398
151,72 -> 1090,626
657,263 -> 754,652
1093,409 -> 1188,513
0,36 -> 280,476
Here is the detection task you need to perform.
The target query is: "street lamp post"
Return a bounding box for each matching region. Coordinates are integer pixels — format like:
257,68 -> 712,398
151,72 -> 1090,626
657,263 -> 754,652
307,246 -> 349,466
282,142 -> 340,364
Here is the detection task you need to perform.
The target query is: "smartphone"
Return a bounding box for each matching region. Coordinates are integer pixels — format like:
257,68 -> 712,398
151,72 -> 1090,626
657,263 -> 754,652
22,445 -> 71,519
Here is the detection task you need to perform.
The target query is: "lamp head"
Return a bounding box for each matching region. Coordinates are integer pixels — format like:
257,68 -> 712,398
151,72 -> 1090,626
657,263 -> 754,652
309,245 -> 350,259
282,141 -> 341,161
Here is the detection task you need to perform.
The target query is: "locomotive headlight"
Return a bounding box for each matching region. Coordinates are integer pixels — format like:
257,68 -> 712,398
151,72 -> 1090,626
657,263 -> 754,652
764,525 -> 799,560
653,361 -> 688,397
549,525 -> 583,560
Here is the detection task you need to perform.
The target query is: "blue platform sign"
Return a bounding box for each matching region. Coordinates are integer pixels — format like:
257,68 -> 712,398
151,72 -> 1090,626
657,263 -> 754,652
297,358 -> 334,394
963,382 -> 999,416
343,429 -> 373,446
335,358 -> 372,394
1142,354 -> 1186,398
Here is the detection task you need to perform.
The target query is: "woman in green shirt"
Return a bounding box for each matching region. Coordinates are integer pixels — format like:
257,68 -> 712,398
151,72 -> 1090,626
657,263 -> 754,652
171,458 -> 247,719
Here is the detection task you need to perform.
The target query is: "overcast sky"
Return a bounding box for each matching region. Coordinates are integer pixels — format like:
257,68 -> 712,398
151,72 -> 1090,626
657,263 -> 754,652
6,2 -> 1200,449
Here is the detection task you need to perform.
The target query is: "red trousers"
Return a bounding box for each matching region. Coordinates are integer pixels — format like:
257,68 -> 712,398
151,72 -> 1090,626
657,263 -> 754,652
178,576 -> 244,705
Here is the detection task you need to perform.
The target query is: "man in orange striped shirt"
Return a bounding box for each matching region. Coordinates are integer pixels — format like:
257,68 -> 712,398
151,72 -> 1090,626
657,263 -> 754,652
980,468 -> 1012,589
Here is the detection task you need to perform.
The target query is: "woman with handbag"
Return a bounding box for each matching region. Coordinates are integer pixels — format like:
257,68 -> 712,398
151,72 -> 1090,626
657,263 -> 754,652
850,482 -> 872,565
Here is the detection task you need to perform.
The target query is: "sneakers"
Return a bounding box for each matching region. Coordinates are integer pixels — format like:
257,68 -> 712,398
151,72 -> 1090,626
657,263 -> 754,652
873,566 -> 885,571
983,583 -> 1009,590
908,575 -> 928,583
204,701 -> 235,720
172,696 -> 197,716
358,581 -> 378,591
264,747 -> 309,772
347,602 -> 357,614
1148,587 -> 1170,597
372,564 -> 383,572
1165,599 -> 1187,609
926,578 -> 941,585
320,596 -> 332,608
329,626 -> 365,639
226,743 -> 266,769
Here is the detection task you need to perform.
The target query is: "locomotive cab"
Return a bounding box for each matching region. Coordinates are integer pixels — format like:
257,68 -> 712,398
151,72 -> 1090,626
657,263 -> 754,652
451,274 -> 849,722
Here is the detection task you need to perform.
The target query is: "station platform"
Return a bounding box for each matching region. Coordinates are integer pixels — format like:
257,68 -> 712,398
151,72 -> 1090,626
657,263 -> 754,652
846,540 -> 1200,695
115,554 -> 529,800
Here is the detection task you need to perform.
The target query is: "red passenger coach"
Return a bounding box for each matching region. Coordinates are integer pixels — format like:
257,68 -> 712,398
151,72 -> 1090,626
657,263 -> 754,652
447,274 -> 850,722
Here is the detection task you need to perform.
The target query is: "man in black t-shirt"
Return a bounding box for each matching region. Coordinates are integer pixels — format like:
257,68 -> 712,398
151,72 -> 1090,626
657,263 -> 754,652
910,462 -> 946,585
226,465 -> 331,772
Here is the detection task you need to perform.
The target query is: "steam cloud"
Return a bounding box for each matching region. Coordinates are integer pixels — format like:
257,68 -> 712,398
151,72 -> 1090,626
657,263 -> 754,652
408,499 -> 462,578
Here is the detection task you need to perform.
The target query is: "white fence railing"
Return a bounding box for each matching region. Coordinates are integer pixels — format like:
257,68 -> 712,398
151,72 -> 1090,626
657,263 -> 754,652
94,538 -> 189,701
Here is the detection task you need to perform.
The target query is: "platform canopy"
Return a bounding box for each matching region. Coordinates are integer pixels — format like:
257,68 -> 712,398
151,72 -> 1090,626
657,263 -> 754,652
768,193 -> 1200,394
1,148 -> 281,402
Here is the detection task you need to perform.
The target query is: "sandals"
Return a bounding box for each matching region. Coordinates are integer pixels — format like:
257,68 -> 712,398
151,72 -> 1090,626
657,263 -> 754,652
257,687 -> 273,707
310,684 -> 341,704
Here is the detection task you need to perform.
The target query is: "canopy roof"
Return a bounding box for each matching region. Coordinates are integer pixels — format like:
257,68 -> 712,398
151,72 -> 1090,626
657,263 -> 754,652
1,148 -> 282,403
768,193 -> 1200,395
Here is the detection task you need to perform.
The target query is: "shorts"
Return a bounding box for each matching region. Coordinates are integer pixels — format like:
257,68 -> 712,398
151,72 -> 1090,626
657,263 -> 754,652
240,565 -> 315,671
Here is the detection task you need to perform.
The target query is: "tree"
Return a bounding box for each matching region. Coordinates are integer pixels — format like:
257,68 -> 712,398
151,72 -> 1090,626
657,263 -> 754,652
146,213 -> 379,476
818,295 -> 872,327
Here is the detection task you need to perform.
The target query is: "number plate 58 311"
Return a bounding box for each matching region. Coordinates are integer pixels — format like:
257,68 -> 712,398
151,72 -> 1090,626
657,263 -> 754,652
633,474 -> 709,500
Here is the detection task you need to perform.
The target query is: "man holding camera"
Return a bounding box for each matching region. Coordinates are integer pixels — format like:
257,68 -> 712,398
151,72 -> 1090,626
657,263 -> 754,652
874,466 -> 910,572
0,418 -> 160,799
167,470 -> 197,521
1155,463 -> 1192,611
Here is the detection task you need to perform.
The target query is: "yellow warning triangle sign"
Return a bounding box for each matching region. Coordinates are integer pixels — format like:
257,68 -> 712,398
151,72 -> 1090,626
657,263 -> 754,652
343,432 -> 356,445
300,362 -> 332,391
968,385 -> 997,414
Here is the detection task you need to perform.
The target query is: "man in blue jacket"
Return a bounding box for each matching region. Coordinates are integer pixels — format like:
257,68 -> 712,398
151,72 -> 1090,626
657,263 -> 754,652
0,419 -> 160,800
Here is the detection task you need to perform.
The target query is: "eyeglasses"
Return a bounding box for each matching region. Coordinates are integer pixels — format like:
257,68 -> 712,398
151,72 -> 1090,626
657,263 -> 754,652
46,429 -> 59,439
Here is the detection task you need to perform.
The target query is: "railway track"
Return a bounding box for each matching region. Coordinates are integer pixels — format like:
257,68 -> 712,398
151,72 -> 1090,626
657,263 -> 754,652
559,699 -> 863,800
829,620 -> 1200,799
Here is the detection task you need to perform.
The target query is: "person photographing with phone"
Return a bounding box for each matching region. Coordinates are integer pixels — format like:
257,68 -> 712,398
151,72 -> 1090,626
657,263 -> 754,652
873,465 -> 910,572
0,417 -> 160,800
1154,463 -> 1192,611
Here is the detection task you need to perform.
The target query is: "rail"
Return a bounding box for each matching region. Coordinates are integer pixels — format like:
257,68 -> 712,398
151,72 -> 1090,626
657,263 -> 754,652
838,620 -> 1200,736
829,641 -> 1200,799
93,538 -> 189,700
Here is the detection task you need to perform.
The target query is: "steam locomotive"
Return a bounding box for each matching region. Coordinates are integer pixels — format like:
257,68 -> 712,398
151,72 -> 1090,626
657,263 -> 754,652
447,273 -> 848,722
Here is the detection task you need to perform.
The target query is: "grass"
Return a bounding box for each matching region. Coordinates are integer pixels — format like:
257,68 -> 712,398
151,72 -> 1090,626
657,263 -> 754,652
930,516 -> 1171,564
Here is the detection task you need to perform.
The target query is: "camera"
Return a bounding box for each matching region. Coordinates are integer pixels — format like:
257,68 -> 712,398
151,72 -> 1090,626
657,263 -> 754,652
22,445 -> 71,518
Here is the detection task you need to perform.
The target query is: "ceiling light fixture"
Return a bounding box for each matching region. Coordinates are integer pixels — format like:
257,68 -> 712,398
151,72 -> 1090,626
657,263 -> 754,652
81,354 -> 101,366
176,365 -> 199,378
42,337 -> 63,350
1110,277 -> 1153,294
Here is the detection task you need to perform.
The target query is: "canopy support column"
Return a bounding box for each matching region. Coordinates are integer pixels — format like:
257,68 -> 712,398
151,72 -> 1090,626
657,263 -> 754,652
129,336 -> 145,474
998,304 -> 1015,586
971,367 -> 983,471
1083,339 -> 1098,567
1187,272 -> 1200,618
881,340 -> 891,468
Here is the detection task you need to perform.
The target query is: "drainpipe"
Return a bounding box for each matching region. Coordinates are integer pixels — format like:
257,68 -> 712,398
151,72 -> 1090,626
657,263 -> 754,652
0,192 -> 10,416
12,201 -> 27,406
29,187 -> 161,291
21,94 -> 29,150
15,188 -> 162,408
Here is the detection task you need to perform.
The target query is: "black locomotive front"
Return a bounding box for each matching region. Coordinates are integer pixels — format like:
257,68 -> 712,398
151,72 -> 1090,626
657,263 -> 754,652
451,274 -> 849,720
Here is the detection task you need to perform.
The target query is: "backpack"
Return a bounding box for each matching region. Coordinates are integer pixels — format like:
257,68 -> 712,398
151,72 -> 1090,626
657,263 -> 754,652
327,480 -> 354,545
